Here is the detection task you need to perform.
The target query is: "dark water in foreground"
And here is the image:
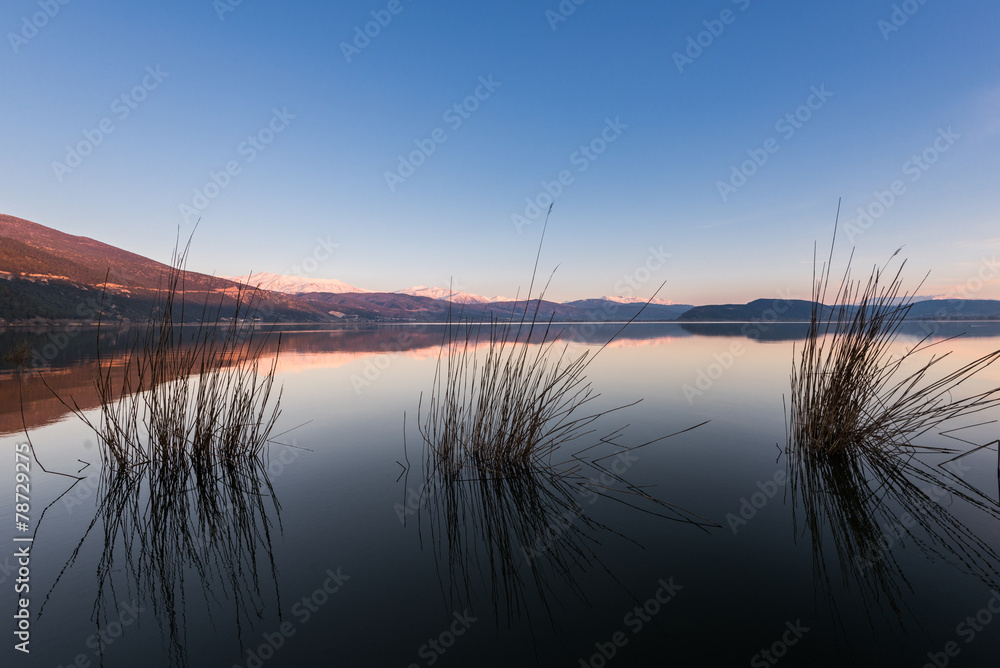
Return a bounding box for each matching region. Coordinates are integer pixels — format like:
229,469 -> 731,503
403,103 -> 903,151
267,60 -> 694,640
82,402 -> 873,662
3,322 -> 1000,667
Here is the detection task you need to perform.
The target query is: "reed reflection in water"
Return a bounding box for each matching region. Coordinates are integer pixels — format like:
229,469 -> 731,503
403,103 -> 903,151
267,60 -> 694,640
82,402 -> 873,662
45,452 -> 284,667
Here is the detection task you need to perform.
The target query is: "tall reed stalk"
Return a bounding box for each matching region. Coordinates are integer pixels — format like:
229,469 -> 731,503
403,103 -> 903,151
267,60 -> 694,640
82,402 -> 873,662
60,236 -> 283,468
418,210 -> 679,477
788,220 -> 1000,458
788,211 -> 1000,629
411,210 -> 717,620
419,310 -> 610,474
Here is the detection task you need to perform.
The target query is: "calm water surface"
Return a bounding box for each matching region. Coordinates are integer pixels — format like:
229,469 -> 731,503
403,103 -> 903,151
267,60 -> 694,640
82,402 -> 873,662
3,322 -> 1000,667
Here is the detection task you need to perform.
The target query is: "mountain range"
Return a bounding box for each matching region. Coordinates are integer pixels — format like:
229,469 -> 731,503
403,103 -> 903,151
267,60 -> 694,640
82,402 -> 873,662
0,214 -> 693,324
676,298 -> 1000,321
224,271 -> 368,295
224,273 -> 679,308
2,213 -> 999,324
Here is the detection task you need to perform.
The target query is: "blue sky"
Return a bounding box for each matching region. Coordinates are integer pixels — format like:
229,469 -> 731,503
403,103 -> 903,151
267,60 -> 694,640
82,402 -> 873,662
2,0 -> 998,304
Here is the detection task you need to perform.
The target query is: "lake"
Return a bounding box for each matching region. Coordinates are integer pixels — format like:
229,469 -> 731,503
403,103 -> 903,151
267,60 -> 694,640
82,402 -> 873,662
3,321 -> 1000,667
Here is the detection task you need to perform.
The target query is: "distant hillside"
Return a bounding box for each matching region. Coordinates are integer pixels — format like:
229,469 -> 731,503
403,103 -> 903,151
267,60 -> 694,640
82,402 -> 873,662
1,213 -> 216,291
299,294 -> 608,323
298,292 -> 452,321
676,298 -> 1000,322
906,299 -> 1000,320
0,276 -> 123,321
299,294 -> 688,323
0,214 -> 335,323
677,299 -> 822,322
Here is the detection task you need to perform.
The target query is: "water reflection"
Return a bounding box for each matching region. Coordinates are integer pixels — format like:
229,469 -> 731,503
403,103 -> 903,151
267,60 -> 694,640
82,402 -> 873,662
411,416 -> 717,642
5,321 -> 995,400
1,324 -> 697,436
680,321 -> 1000,342
788,437 -> 1000,632
8,320 -> 1000,666
420,465 -> 605,631
45,454 -> 283,667
679,322 -> 813,341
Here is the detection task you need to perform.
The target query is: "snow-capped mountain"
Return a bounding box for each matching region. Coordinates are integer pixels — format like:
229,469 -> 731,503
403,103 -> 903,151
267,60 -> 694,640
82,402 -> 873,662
224,272 -> 368,295
594,295 -> 679,306
221,273 -> 675,307
394,286 -> 514,304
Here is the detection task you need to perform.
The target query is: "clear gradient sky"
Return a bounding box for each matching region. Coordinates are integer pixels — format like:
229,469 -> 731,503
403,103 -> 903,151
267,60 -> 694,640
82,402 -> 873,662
2,0 -> 998,304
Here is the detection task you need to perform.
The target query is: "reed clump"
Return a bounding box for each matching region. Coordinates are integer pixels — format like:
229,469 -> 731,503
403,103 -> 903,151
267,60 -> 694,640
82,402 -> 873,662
787,218 -> 1000,626
419,309 -> 612,474
413,213 -> 717,611
417,213 -> 671,477
40,230 -> 286,665
62,238 -> 283,469
788,231 -> 1000,458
